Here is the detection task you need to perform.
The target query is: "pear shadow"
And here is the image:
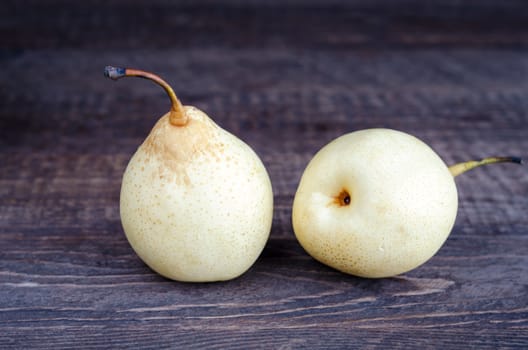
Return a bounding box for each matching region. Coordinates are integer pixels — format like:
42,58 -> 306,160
254,227 -> 451,299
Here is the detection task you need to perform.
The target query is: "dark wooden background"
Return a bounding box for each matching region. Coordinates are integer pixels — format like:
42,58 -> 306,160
1,0 -> 527,348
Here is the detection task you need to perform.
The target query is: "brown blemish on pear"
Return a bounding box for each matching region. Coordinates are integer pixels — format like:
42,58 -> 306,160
332,189 -> 352,207
140,107 -> 219,186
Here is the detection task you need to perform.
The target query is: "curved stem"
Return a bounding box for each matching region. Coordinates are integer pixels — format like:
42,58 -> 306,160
104,66 -> 188,126
449,156 -> 523,177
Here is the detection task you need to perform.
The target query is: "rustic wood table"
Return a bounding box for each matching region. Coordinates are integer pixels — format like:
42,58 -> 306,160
1,1 -> 527,348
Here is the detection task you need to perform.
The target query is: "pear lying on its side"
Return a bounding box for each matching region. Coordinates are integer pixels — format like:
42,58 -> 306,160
292,128 -> 521,278
105,66 -> 273,282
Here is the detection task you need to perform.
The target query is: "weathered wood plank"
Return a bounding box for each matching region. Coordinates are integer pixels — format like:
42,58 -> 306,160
2,0 -> 528,50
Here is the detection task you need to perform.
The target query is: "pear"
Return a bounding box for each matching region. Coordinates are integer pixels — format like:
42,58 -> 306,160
104,66 -> 273,282
292,128 -> 521,278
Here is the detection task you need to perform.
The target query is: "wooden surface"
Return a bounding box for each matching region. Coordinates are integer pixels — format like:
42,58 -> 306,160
1,1 -> 528,348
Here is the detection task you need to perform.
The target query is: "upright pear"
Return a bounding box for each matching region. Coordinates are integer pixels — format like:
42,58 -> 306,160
105,66 -> 273,282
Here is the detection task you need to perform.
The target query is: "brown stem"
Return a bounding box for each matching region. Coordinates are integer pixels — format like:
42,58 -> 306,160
104,66 -> 187,126
449,156 -> 523,177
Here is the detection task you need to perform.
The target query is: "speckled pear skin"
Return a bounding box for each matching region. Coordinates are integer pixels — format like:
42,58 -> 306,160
292,129 -> 458,278
120,106 -> 274,282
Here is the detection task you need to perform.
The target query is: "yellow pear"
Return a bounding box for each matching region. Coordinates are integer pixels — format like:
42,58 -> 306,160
292,128 -> 521,278
105,66 -> 273,282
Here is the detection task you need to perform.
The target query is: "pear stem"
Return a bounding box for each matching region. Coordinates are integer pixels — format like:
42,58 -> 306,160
449,156 -> 523,177
104,66 -> 188,126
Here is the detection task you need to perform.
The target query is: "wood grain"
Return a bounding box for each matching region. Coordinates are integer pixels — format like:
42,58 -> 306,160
1,1 -> 527,349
